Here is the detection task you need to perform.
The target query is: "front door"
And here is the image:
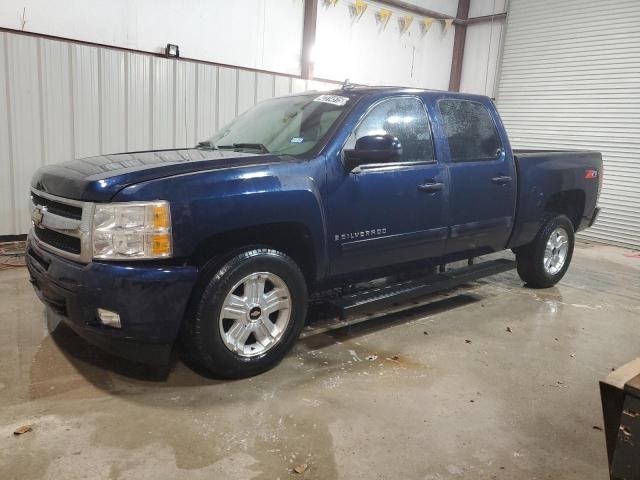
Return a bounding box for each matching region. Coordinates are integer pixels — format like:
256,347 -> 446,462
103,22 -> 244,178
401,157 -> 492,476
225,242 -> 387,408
328,96 -> 448,277
436,97 -> 517,256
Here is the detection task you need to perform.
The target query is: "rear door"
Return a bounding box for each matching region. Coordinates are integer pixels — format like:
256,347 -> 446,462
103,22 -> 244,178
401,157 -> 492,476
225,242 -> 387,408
436,97 -> 516,256
328,95 -> 449,277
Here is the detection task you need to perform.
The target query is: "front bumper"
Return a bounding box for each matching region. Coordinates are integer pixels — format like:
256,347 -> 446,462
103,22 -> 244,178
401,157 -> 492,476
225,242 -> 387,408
26,236 -> 198,365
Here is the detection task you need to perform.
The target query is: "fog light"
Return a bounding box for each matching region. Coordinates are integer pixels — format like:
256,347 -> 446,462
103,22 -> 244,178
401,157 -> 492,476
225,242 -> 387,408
97,308 -> 121,328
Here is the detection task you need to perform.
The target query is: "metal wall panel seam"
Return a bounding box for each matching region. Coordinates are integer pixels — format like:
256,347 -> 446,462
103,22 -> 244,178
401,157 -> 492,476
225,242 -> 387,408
215,66 -> 220,136
194,63 -> 199,147
36,39 -> 45,168
149,53 -> 154,149
67,42 -> 76,161
172,58 -> 177,148
96,48 -> 103,154
235,68 -> 240,118
2,33 -> 17,234
124,52 -> 129,151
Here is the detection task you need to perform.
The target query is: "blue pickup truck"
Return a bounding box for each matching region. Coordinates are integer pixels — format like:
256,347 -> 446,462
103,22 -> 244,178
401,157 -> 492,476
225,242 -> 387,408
27,86 -> 602,378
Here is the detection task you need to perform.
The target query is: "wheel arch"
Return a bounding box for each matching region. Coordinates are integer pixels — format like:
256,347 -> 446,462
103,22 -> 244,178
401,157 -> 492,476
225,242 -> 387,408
189,222 -> 318,287
544,189 -> 585,232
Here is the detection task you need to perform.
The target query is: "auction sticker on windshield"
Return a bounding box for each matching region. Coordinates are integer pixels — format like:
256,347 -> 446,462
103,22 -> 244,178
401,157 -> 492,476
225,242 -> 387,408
313,95 -> 350,106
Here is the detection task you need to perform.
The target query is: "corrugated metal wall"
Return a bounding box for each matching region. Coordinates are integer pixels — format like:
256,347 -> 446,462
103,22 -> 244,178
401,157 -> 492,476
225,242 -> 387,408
0,31 -> 337,236
496,0 -> 640,248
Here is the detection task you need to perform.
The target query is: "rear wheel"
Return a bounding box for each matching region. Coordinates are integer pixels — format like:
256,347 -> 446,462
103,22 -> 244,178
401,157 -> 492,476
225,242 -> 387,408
182,248 -> 308,378
516,214 -> 575,288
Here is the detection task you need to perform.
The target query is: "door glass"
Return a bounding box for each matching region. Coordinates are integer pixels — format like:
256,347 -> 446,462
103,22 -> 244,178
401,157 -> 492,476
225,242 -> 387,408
438,99 -> 501,162
346,97 -> 435,163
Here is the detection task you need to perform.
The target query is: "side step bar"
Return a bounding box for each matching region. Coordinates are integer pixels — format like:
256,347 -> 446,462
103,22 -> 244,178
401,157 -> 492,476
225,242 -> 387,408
328,258 -> 516,318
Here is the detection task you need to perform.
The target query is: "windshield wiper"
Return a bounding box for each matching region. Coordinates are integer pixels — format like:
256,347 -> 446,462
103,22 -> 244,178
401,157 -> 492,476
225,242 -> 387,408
195,141 -> 216,150
217,143 -> 270,153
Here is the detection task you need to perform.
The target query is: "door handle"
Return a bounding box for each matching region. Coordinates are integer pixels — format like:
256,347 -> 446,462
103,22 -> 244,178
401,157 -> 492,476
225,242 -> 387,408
491,175 -> 512,185
417,182 -> 445,193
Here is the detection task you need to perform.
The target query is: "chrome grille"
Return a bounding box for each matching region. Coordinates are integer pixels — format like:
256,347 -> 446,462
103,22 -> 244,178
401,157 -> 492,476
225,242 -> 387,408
30,189 -> 94,263
33,227 -> 81,254
31,192 -> 83,220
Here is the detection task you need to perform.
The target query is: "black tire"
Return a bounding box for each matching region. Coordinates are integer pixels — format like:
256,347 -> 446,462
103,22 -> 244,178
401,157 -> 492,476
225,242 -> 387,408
182,248 -> 308,378
516,214 -> 575,288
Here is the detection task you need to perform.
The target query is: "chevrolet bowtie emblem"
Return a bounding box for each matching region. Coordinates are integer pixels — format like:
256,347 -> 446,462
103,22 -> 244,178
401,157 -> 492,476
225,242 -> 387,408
32,207 -> 44,228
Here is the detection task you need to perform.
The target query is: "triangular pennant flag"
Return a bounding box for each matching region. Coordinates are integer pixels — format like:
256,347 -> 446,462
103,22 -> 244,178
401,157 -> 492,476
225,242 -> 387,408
421,17 -> 434,33
400,15 -> 414,34
377,8 -> 392,29
325,0 -> 339,6
443,18 -> 454,33
354,0 -> 368,18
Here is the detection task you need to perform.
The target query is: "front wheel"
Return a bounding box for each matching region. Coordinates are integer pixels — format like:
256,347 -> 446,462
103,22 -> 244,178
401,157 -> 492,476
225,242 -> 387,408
516,214 -> 575,288
182,248 -> 308,378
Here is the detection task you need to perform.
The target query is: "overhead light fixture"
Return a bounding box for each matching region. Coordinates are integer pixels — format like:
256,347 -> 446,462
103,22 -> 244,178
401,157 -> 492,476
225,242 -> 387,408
165,43 -> 180,58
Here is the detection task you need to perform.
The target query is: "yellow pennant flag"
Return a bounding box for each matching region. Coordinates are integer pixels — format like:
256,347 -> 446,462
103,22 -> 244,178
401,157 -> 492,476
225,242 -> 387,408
377,8 -> 392,28
354,0 -> 368,18
400,15 -> 414,34
443,18 -> 454,33
421,17 -> 434,33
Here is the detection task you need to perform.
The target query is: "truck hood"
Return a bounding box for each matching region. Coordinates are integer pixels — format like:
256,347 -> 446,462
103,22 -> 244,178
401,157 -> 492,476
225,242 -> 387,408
31,149 -> 287,202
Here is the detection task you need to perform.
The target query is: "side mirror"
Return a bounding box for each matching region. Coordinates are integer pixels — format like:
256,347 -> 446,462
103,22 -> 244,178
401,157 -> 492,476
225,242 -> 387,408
343,134 -> 402,172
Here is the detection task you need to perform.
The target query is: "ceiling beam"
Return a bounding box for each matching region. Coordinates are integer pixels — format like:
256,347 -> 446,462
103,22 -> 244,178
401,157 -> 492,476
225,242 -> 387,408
464,12 -> 507,25
375,0 -> 460,23
301,0 -> 319,79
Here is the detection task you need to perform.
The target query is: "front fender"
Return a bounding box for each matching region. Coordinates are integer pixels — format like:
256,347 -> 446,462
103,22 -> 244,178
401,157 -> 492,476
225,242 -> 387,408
114,165 -> 328,278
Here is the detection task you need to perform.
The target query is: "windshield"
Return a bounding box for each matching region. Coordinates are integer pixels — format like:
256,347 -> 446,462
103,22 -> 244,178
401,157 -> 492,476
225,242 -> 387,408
202,93 -> 353,156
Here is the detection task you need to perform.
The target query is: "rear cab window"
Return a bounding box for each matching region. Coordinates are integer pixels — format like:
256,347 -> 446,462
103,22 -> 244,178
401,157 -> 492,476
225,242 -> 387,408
438,99 -> 502,162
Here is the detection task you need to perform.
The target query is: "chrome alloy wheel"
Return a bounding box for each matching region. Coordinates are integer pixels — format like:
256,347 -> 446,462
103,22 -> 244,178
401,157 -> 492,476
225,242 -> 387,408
543,227 -> 569,275
219,272 -> 292,357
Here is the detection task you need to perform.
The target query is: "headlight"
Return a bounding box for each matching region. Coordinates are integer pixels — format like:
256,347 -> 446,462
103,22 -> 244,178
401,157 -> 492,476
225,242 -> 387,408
92,201 -> 172,260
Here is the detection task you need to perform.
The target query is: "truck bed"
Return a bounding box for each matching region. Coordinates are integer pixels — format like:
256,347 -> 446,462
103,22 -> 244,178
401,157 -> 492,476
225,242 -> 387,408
508,148 -> 603,248
513,148 -> 600,156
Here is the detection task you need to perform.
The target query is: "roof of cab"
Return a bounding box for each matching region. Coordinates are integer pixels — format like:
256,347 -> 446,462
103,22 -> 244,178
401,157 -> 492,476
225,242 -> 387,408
312,85 -> 492,101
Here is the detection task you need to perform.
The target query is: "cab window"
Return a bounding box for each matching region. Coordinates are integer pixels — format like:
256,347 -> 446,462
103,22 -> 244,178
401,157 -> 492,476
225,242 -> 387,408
346,97 -> 435,163
438,99 -> 502,162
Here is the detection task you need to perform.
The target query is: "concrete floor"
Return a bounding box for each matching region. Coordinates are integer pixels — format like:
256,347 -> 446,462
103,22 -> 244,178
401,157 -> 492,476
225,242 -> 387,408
0,242 -> 639,480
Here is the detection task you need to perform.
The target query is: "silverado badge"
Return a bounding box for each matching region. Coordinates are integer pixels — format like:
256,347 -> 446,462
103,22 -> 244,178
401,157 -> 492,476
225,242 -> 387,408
335,228 -> 387,242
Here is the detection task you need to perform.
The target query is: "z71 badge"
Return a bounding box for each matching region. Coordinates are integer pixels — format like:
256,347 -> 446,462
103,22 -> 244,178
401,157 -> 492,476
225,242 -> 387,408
335,228 -> 387,242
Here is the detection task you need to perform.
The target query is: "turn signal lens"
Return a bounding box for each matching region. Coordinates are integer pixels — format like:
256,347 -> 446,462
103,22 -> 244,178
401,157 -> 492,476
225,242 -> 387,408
152,205 -> 170,229
151,233 -> 172,257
